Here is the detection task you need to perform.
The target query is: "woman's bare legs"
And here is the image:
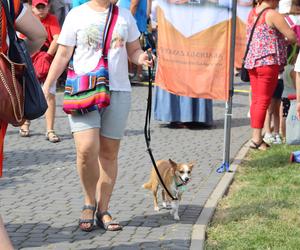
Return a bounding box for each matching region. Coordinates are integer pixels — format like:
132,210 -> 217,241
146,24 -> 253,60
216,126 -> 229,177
272,98 -> 281,134
73,128 -> 100,230
45,93 -> 60,143
264,99 -> 274,135
97,135 -> 121,230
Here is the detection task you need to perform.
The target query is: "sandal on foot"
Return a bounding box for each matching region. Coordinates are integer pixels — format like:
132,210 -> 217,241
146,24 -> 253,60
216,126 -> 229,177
19,121 -> 31,137
249,140 -> 270,151
79,204 -> 96,232
46,130 -> 61,143
96,211 -> 123,231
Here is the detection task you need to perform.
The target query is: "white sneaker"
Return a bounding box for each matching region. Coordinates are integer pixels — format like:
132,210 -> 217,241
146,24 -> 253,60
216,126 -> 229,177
263,133 -> 275,144
273,134 -> 282,144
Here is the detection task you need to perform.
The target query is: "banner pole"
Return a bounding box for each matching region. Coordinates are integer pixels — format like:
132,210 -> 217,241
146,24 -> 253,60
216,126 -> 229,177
217,0 -> 238,173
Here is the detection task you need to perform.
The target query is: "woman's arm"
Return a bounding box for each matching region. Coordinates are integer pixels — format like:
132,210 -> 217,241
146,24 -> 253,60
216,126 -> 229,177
130,0 -> 140,16
15,7 -> 47,54
47,35 -> 59,56
43,44 -> 74,98
266,10 -> 297,44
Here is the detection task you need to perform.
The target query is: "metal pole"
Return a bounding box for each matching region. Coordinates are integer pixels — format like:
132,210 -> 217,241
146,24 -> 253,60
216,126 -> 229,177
217,0 -> 237,173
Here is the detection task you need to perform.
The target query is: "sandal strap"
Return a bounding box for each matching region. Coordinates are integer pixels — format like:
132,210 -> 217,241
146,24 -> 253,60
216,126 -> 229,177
82,205 -> 96,212
79,218 -> 94,224
96,212 -> 122,231
46,130 -> 57,136
103,220 -> 122,228
250,140 -> 264,149
98,211 -> 112,218
46,130 -> 61,142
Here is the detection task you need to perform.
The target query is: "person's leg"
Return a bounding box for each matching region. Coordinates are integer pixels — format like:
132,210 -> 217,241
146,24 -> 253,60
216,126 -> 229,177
272,98 -> 283,144
19,120 -> 31,137
97,136 -> 121,230
45,92 -> 60,143
128,61 -> 135,78
272,98 -> 281,134
0,216 -> 13,250
248,87 -> 252,118
271,79 -> 284,144
96,91 -> 131,230
249,65 -> 279,148
280,98 -> 291,140
73,128 -> 100,230
136,65 -> 144,81
263,113 -> 274,144
249,69 -> 263,145
264,99 -> 275,135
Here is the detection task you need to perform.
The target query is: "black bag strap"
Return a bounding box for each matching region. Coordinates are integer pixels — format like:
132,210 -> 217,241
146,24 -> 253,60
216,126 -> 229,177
243,7 -> 271,61
144,51 -> 178,201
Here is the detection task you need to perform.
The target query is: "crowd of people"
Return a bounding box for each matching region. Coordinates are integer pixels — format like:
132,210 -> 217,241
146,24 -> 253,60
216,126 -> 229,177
2,0 -> 300,247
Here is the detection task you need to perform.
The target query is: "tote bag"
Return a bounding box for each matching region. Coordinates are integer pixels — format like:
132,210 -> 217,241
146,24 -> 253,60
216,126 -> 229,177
286,101 -> 300,145
2,0 -> 48,120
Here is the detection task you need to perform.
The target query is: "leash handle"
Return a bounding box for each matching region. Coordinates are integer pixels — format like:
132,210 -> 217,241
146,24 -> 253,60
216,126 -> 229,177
143,49 -> 178,201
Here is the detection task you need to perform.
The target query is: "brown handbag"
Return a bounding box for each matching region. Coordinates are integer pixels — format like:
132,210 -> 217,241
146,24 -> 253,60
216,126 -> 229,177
0,0 -> 26,126
0,52 -> 25,126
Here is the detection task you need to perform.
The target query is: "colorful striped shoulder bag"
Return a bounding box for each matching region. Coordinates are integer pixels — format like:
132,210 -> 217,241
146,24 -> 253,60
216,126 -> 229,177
63,4 -> 118,115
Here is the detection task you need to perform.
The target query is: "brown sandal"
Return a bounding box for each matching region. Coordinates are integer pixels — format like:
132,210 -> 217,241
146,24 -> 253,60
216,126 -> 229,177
45,130 -> 61,143
249,140 -> 270,151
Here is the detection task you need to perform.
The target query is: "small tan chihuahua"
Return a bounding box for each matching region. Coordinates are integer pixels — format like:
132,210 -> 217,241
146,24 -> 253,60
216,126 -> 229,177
143,159 -> 194,220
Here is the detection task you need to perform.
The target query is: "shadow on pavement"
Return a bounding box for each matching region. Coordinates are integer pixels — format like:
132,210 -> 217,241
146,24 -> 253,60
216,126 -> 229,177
213,102 -> 248,108
4,147 -> 75,169
124,129 -> 145,137
159,122 -> 213,130
6,222 -> 191,249
92,239 -> 191,250
5,205 -> 202,249
212,117 -> 250,129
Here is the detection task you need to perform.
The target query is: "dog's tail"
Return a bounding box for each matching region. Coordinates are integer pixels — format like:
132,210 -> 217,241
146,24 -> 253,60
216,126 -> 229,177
142,181 -> 152,190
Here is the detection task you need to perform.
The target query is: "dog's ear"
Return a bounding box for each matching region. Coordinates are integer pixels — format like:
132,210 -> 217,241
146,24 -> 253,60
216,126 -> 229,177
169,159 -> 177,167
169,159 -> 177,174
188,161 -> 195,169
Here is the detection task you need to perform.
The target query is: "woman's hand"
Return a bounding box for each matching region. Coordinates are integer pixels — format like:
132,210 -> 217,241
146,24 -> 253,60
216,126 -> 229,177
127,39 -> 156,66
137,51 -> 155,68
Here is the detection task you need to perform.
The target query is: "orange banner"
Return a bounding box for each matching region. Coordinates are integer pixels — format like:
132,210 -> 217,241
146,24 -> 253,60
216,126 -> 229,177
155,2 -> 251,101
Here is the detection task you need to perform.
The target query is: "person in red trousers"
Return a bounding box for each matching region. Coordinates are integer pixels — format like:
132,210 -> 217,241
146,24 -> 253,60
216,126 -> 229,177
244,0 -> 298,150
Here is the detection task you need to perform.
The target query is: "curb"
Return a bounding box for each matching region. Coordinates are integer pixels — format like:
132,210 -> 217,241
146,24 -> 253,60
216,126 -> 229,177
190,141 -> 250,250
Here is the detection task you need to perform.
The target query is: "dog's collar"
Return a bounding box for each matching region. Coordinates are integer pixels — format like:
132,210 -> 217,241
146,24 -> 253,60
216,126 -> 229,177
174,176 -> 189,188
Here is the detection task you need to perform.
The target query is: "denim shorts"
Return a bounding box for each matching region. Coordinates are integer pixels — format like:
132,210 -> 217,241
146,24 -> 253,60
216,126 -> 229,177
68,91 -> 131,139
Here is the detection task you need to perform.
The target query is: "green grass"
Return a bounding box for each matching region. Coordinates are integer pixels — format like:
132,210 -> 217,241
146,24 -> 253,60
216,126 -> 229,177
205,145 -> 300,250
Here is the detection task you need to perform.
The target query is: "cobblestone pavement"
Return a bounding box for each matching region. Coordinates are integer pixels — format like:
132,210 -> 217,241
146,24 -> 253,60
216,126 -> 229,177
0,82 -> 251,249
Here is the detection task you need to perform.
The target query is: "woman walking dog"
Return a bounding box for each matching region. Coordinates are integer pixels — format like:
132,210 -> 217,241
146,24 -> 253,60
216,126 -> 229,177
43,0 -> 154,231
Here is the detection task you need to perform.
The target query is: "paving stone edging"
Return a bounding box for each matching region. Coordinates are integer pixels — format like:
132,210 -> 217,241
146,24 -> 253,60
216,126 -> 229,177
190,141 -> 250,250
